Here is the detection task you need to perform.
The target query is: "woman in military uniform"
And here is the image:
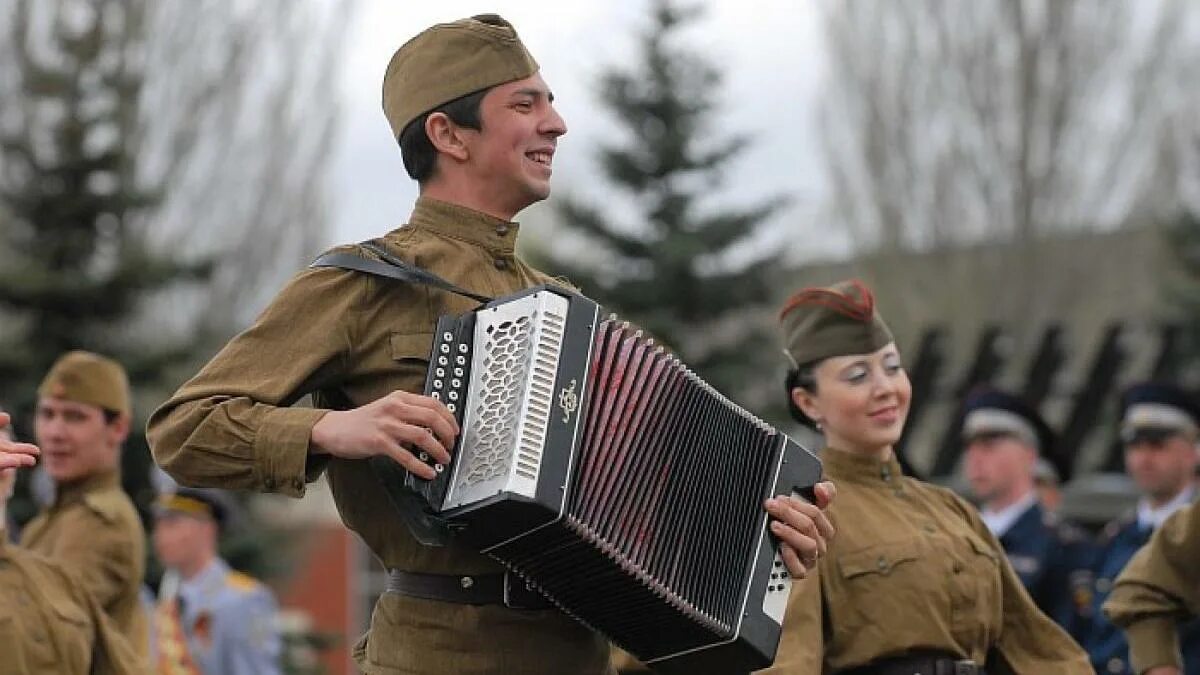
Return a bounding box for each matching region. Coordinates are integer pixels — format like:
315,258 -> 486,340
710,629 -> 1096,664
0,413 -> 144,675
760,280 -> 1090,675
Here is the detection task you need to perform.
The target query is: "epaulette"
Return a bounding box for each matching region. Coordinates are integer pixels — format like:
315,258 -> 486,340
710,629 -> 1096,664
225,570 -> 261,593
81,488 -> 128,525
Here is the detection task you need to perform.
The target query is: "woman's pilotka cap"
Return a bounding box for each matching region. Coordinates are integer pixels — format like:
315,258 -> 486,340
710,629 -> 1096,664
778,279 -> 895,369
382,14 -> 540,139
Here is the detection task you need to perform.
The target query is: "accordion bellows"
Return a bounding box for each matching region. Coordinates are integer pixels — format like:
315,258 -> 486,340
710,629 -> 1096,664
387,286 -> 821,673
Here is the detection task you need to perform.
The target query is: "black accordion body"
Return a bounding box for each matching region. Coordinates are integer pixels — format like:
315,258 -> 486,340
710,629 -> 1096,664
383,285 -> 821,673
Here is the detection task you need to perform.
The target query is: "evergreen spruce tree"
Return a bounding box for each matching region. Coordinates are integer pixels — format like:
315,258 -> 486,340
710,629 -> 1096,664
0,1 -> 210,527
540,0 -> 788,408
1165,211 -> 1200,372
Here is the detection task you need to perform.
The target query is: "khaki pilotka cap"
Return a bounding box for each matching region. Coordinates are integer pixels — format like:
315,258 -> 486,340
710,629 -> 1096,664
382,13 -> 540,139
37,350 -> 131,416
778,279 -> 895,368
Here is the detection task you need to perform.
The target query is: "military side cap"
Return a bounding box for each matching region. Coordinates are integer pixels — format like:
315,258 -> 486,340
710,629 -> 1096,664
382,14 -> 539,139
961,387 -> 1054,453
156,487 -> 234,528
1120,381 -> 1200,443
37,350 -> 131,416
779,279 -> 894,368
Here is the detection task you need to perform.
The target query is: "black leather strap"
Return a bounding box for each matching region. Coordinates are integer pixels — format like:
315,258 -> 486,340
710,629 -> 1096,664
385,570 -> 553,610
838,654 -> 980,675
310,239 -> 494,304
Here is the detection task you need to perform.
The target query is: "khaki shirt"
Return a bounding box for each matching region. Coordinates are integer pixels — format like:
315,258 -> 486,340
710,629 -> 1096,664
0,531 -> 144,674
148,197 -> 612,675
759,448 -> 1090,674
20,469 -> 147,653
1104,500 -> 1200,673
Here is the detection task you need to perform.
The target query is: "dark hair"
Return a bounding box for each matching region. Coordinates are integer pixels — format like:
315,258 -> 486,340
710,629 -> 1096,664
784,362 -> 820,428
398,88 -> 489,182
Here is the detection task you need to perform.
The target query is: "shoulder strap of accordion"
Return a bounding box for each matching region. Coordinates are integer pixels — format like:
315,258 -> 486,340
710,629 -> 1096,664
310,239 -> 494,305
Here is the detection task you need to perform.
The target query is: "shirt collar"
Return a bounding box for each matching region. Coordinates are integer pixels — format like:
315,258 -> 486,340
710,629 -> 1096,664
1137,486 -> 1195,530
54,468 -> 120,507
405,196 -> 521,254
821,447 -> 906,487
179,557 -> 229,605
981,491 -> 1039,538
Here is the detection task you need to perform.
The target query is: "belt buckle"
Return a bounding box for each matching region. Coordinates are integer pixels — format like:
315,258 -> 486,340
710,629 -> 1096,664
502,571 -> 547,610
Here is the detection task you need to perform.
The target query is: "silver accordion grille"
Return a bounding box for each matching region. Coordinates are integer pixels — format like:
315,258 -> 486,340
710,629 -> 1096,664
442,291 -> 569,509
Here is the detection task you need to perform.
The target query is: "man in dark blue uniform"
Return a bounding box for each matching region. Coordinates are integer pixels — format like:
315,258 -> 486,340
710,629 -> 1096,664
1081,382 -> 1200,675
961,387 -> 1092,632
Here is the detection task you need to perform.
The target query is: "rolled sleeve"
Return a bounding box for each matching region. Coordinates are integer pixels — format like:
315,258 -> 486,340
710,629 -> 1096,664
257,406 -> 330,496
1122,616 -> 1181,674
148,264 -> 363,494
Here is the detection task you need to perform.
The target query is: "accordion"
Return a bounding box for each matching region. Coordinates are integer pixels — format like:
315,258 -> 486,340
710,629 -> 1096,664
378,285 -> 821,673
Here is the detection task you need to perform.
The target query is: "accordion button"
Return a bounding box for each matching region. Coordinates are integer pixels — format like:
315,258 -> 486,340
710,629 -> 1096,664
460,576 -> 474,589
438,356 -> 449,366
451,379 -> 462,388
418,452 -> 429,462
456,356 -> 467,366
454,368 -> 464,377
443,331 -> 454,341
436,368 -> 445,377
458,344 -> 469,354
447,404 -> 456,413
449,392 -> 459,401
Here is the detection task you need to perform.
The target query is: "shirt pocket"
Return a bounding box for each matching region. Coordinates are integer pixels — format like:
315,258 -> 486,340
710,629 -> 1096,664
950,535 -> 1004,643
388,331 -> 434,395
830,540 -> 927,646
48,596 -> 94,674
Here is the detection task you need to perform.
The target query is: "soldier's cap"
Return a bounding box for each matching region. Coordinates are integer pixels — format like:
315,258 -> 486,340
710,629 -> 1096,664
778,279 -> 894,369
37,350 -> 131,416
155,487 -> 235,528
961,387 -> 1054,453
1119,381 -> 1200,444
382,14 -> 539,140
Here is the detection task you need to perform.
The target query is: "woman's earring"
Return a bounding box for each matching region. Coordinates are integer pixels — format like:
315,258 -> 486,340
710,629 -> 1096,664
814,420 -> 823,432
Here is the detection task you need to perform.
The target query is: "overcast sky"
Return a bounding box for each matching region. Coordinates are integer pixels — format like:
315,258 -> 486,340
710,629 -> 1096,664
328,1 -> 837,258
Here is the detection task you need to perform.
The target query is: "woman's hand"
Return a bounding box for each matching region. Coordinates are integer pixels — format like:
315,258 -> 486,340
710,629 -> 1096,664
765,481 -> 837,579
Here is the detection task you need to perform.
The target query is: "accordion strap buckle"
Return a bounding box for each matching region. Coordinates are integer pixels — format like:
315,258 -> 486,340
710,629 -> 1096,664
502,571 -> 552,610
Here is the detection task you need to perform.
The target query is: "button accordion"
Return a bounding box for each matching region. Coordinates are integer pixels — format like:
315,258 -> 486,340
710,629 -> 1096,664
379,285 -> 821,673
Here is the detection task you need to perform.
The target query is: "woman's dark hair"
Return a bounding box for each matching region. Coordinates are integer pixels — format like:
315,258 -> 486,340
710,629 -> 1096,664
784,362 -> 819,428
398,87 -> 489,182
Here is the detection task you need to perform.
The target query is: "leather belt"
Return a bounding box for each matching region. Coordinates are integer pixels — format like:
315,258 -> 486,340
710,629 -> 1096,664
385,570 -> 554,610
839,654 -> 981,675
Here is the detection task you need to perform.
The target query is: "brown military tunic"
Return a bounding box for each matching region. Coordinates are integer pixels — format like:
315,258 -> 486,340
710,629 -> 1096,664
0,530 -> 145,674
20,468 -> 147,653
148,197 -> 612,675
1104,500 -> 1200,673
759,448 -> 1090,674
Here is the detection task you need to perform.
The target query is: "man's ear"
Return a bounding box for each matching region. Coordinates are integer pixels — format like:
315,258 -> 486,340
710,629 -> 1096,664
425,112 -> 471,162
107,412 -> 131,445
